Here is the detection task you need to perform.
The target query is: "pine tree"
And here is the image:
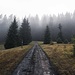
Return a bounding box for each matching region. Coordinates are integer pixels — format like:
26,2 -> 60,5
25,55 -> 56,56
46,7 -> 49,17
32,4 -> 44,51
19,18 -> 32,45
44,26 -> 51,44
57,23 -> 64,43
4,17 -> 18,49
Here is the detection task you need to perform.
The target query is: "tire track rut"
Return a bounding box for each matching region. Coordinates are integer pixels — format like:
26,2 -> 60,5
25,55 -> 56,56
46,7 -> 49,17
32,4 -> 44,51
12,43 -> 56,75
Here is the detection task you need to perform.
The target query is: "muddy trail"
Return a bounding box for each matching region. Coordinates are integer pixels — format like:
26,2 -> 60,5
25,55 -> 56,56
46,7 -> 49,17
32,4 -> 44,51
12,43 -> 57,75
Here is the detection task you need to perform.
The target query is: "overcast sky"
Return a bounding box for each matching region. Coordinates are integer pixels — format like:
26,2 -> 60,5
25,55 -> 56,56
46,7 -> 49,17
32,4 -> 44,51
0,0 -> 75,18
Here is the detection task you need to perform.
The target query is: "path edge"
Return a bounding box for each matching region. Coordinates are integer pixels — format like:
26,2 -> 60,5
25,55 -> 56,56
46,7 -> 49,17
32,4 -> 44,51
11,44 -> 34,75
38,44 -> 59,75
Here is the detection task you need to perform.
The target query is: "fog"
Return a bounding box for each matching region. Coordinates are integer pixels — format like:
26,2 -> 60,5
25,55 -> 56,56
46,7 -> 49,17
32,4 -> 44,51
0,11 -> 75,43
29,11 -> 75,41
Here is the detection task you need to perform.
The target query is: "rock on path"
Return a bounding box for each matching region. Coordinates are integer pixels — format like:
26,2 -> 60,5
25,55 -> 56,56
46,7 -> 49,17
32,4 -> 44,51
12,43 -> 56,75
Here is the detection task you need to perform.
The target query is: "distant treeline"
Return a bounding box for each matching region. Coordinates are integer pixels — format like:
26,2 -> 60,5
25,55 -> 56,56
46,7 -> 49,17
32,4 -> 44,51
0,12 -> 75,43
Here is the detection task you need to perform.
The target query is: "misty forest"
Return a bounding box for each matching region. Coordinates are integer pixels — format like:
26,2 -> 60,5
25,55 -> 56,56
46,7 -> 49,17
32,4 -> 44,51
1,8 -> 75,75
1,12 -> 75,43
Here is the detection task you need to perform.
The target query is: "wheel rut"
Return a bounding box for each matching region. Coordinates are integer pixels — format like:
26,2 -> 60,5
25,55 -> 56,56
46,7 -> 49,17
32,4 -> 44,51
12,43 -> 56,75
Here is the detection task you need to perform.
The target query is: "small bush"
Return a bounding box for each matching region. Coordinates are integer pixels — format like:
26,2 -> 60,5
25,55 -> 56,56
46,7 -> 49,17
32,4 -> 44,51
64,39 -> 68,44
71,37 -> 75,44
57,38 -> 62,43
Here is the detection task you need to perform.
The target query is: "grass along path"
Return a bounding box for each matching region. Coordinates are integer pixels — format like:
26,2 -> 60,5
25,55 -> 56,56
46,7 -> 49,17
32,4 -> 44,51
41,44 -> 75,75
0,43 -> 33,75
0,44 -> 5,50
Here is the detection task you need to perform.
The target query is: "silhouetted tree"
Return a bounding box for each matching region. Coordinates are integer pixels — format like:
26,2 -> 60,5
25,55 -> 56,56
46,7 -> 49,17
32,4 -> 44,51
44,26 -> 51,44
20,18 -> 32,45
4,17 -> 18,49
57,23 -> 64,43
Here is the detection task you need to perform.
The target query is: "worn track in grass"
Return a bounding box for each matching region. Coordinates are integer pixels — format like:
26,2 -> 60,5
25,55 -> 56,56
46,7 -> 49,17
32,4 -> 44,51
12,43 -> 56,75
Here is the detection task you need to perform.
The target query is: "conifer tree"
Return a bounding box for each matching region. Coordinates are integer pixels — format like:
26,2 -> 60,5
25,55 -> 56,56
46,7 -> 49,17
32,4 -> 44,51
57,23 -> 64,43
44,26 -> 51,44
20,18 -> 32,45
4,17 -> 18,49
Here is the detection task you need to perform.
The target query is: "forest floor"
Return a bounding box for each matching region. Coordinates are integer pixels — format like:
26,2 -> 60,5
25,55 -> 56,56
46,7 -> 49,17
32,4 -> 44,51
40,43 -> 75,75
0,42 -> 33,75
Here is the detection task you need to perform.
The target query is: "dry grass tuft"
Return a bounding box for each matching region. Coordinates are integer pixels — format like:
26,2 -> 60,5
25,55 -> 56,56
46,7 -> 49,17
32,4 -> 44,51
41,44 -> 75,75
0,44 -> 33,75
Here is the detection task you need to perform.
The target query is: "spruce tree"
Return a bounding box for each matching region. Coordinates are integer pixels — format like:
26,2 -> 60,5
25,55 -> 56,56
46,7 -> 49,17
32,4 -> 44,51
44,26 -> 51,44
4,17 -> 18,49
57,23 -> 64,43
20,18 -> 32,45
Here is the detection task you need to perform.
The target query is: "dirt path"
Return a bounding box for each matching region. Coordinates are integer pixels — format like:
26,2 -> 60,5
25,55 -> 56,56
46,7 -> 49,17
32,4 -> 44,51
12,43 -> 56,75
